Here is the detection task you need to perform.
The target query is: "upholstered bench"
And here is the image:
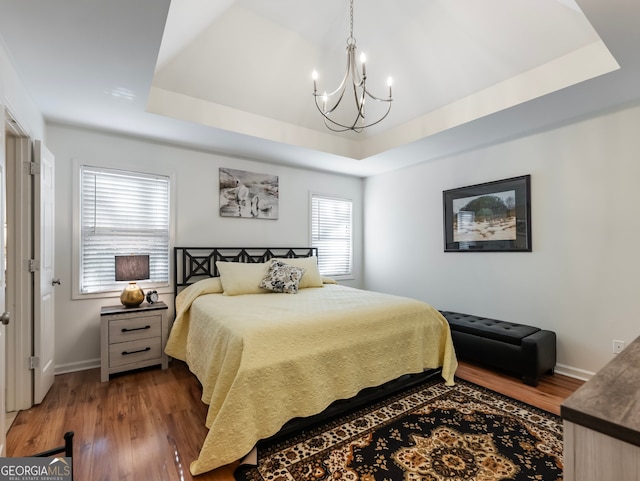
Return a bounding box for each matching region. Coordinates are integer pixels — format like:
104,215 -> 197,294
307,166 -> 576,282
440,311 -> 556,386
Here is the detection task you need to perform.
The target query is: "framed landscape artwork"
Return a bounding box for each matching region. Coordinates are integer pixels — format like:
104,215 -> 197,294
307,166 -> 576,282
443,175 -> 531,252
219,167 -> 279,219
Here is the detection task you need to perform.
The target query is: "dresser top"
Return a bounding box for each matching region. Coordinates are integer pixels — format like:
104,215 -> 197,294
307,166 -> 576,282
561,334 -> 640,447
100,301 -> 167,316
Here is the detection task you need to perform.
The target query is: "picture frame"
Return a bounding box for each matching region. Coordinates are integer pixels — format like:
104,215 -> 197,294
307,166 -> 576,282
219,167 -> 279,219
443,175 -> 531,252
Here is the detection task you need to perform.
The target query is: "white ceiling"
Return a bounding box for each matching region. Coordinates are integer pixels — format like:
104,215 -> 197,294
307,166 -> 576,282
0,0 -> 639,177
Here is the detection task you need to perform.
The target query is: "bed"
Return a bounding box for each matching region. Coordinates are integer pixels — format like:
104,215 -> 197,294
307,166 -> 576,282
165,247 -> 458,476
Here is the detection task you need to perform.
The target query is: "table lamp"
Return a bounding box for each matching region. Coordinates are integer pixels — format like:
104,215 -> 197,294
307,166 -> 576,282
115,255 -> 149,307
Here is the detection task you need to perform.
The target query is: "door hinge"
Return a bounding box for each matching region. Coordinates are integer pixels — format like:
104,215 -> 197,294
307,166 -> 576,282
25,161 -> 41,175
29,356 -> 40,370
28,259 -> 41,272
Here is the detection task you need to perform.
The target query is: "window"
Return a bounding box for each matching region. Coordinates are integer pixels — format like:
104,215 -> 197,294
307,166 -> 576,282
311,194 -> 353,278
80,166 -> 170,294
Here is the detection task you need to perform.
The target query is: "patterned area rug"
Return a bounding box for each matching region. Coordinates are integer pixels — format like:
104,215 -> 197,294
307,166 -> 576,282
235,378 -> 563,481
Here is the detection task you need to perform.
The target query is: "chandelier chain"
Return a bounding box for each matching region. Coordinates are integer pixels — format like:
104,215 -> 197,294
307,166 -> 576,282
349,0 -> 354,41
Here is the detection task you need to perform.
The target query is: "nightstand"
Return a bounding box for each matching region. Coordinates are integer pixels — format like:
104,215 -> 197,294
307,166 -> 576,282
100,301 -> 169,382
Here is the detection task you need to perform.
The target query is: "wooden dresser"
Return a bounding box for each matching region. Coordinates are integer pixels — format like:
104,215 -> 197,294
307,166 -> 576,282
561,335 -> 640,480
100,302 -> 169,382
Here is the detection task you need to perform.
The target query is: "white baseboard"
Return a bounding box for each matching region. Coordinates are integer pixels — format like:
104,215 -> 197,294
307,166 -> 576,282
54,359 -> 594,383
55,358 -> 100,375
554,363 -> 594,382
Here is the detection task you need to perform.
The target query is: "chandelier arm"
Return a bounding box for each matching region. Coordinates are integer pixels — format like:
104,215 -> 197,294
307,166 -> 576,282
313,98 -> 391,132
351,81 -> 364,118
362,101 -> 392,128
347,46 -> 367,130
317,97 -> 392,132
322,50 -> 352,98
316,101 -> 356,132
315,86 -> 347,115
313,98 -> 356,132
353,82 -> 367,126
322,79 -> 348,100
324,120 -> 356,133
348,45 -> 363,86
314,50 -> 354,115
319,50 -> 361,111
362,86 -> 392,103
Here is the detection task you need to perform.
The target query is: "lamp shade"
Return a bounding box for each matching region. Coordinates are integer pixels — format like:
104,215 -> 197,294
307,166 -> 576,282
115,255 -> 150,282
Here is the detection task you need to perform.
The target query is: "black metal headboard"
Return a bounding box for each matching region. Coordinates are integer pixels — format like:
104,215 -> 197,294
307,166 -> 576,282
173,247 -> 318,297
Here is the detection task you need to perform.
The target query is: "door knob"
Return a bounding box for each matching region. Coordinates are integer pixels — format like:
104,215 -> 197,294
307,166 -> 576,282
1,311 -> 10,325
52,278 -> 61,286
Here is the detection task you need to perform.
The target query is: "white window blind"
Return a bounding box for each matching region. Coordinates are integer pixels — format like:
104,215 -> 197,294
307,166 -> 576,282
311,194 -> 353,277
80,166 -> 170,294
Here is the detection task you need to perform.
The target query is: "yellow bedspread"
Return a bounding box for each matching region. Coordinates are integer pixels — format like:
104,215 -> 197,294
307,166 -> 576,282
165,283 -> 457,475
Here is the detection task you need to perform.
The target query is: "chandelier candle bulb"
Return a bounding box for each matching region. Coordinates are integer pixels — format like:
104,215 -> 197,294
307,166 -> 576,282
312,70 -> 318,92
360,52 -> 366,77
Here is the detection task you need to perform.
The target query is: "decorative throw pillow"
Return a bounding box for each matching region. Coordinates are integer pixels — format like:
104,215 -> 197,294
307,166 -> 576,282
259,260 -> 306,294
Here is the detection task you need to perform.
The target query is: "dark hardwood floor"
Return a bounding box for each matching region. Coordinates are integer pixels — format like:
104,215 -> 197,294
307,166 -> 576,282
6,360 -> 584,481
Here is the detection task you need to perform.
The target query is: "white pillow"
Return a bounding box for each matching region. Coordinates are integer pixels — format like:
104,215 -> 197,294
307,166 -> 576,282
259,260 -> 305,294
216,261 -> 270,296
273,256 -> 323,288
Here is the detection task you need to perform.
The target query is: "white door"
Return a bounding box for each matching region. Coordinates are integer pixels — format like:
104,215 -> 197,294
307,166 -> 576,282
1,123 -> 7,454
33,141 -> 55,404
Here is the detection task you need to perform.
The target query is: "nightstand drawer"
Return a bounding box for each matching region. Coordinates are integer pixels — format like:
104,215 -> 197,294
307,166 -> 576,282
109,314 -> 162,343
109,337 -> 162,368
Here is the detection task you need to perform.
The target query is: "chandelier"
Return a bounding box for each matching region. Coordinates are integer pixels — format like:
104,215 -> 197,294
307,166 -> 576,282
312,0 -> 393,133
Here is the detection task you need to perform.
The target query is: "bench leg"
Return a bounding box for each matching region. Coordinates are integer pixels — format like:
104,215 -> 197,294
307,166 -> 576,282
523,376 -> 539,387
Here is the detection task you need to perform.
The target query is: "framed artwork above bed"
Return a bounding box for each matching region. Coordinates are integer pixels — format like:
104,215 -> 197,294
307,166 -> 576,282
443,175 -> 532,252
219,167 -> 279,219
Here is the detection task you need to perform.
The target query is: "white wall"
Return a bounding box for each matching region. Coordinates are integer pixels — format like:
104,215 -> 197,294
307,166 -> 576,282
0,39 -> 44,140
364,102 -> 640,380
46,124 -> 364,373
